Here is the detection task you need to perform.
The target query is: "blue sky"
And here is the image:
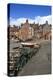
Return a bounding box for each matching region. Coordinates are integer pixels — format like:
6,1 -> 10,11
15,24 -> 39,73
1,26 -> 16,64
8,4 -> 51,26
8,4 -> 51,19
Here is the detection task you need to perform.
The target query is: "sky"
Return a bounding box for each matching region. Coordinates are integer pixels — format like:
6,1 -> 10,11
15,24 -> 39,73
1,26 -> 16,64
8,4 -> 52,26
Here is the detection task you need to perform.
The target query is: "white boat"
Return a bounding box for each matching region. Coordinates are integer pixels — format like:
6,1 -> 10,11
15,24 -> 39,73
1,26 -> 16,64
21,42 -> 40,48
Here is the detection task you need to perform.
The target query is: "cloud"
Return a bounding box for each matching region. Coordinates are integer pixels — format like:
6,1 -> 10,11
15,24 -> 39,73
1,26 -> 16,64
10,15 -> 52,27
35,15 -> 52,24
10,17 -> 27,27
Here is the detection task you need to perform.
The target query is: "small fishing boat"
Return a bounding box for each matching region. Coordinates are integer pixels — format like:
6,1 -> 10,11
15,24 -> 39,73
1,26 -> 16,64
21,42 -> 40,48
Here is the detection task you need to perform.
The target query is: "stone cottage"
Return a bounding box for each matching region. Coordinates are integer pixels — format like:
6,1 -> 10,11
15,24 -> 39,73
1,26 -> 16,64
42,21 -> 51,40
18,20 -> 34,41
